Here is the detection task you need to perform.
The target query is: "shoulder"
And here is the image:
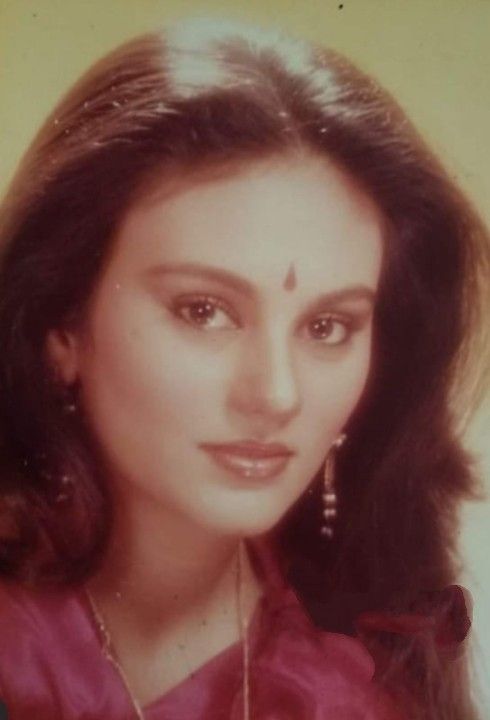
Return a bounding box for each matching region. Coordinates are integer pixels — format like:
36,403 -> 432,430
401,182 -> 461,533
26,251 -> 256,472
0,579 -> 92,684
254,588 -> 404,719
246,539 -> 406,718
0,580 -> 129,719
0,578 -> 86,643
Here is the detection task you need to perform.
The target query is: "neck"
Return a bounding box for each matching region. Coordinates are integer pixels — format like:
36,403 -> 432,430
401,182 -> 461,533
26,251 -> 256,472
86,485 -> 261,635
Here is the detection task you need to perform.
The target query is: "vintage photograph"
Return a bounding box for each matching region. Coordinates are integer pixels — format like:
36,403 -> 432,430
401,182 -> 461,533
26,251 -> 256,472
0,2 -> 489,718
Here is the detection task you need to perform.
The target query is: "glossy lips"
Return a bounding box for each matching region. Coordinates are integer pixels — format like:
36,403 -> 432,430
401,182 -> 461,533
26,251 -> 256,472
200,440 -> 295,481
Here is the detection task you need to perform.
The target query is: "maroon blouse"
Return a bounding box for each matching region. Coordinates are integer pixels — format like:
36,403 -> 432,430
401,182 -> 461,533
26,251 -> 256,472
0,539 -> 405,720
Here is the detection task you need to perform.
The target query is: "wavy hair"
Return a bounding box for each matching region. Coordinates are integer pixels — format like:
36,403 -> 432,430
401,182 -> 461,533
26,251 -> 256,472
0,19 -> 488,719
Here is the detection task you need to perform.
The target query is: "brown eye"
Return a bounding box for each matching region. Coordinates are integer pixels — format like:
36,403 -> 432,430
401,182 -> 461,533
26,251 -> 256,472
186,301 -> 216,324
173,296 -> 238,330
307,315 -> 350,345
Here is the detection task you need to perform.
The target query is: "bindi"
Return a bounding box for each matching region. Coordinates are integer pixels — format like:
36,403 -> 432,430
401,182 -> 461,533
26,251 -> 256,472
283,263 -> 297,291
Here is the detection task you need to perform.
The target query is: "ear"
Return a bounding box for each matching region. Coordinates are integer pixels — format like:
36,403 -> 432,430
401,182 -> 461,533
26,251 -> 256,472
45,327 -> 80,386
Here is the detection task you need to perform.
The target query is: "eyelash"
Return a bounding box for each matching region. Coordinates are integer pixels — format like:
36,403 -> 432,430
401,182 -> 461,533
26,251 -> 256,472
170,294 -> 356,346
170,294 -> 240,329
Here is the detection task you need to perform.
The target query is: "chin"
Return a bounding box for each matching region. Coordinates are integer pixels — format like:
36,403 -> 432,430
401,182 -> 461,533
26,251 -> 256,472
197,499 -> 292,538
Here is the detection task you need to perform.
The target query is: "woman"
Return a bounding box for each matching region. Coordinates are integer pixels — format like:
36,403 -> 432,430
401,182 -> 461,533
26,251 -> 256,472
0,18 -> 487,720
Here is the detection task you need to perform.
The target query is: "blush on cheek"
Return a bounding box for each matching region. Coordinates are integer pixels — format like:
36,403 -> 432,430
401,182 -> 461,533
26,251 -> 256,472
309,351 -> 372,439
92,314 -> 223,437
343,352 -> 372,412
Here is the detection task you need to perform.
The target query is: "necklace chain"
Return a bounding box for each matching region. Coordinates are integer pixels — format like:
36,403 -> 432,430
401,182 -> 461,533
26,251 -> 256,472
237,539 -> 250,719
85,540 -> 250,720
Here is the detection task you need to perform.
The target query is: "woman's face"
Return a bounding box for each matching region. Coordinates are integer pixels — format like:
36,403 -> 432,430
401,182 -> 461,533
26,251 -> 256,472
48,155 -> 383,537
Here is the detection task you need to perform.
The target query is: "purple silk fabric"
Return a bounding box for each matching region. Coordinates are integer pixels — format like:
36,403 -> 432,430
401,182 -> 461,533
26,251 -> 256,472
0,540 -> 401,720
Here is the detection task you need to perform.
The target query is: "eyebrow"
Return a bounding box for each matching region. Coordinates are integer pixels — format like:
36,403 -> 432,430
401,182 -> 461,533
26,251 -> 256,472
145,261 -> 376,307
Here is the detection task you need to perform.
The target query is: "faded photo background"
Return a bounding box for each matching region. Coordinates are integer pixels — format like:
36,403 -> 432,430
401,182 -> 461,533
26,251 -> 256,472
1,0 -> 489,712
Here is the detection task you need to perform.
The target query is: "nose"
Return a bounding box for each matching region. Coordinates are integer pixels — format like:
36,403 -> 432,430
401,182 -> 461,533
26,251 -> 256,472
227,326 -> 301,431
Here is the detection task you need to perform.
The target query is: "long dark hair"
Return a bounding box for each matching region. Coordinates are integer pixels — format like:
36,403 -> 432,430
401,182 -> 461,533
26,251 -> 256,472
0,19 -> 488,719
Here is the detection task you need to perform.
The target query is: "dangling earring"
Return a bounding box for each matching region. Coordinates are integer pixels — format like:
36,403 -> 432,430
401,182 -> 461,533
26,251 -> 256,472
37,455 -> 75,505
54,474 -> 75,503
62,389 -> 78,415
320,433 -> 346,539
51,380 -> 78,503
55,378 -> 78,415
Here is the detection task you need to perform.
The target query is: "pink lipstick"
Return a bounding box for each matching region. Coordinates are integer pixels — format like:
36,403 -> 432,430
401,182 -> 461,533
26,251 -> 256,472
199,440 -> 295,481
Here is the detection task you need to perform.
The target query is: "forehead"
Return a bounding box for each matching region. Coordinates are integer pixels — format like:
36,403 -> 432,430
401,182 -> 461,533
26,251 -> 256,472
111,154 -> 383,293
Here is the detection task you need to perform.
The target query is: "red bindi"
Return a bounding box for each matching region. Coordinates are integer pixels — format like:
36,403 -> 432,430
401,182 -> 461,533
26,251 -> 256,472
283,263 -> 297,291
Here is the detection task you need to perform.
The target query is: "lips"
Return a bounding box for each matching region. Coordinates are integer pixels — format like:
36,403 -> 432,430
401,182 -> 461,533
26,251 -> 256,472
199,440 -> 295,481
201,440 -> 294,458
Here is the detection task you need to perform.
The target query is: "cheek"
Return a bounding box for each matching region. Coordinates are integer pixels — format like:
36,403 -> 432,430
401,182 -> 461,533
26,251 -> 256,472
79,302 -> 225,440
304,340 -> 372,440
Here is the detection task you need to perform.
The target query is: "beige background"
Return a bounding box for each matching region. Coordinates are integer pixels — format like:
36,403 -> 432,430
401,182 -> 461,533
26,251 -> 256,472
1,0 -> 489,710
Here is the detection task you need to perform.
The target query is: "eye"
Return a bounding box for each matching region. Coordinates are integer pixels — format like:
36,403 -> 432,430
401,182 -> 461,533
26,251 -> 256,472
306,315 -> 351,345
171,295 -> 238,330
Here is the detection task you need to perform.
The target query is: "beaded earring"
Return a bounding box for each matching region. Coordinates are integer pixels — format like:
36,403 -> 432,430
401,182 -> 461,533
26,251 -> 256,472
61,389 -> 78,415
52,383 -> 78,503
320,433 -> 346,539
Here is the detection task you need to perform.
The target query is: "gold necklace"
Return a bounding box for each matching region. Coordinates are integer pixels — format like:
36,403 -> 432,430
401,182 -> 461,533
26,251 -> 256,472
85,539 -> 250,720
